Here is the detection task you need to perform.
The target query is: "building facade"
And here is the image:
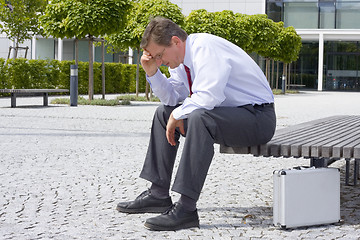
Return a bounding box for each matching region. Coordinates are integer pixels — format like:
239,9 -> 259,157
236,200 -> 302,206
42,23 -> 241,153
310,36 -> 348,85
1,0 -> 360,91
267,0 -> 360,91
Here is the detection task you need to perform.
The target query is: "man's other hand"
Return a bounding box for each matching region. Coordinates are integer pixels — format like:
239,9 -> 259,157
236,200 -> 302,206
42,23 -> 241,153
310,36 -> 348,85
166,112 -> 185,146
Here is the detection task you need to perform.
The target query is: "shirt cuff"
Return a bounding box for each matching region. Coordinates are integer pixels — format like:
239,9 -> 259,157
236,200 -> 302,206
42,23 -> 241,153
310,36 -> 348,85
172,105 -> 187,120
146,69 -> 163,90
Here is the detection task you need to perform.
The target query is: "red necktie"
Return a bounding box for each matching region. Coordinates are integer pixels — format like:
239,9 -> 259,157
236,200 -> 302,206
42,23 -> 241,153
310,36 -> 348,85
184,65 -> 193,96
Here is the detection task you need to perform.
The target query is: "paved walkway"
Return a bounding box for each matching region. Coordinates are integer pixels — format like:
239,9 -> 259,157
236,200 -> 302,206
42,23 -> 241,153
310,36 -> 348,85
0,91 -> 359,239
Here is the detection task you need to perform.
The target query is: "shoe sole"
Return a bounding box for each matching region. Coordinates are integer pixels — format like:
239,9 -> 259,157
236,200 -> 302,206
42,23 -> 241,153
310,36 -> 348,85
144,220 -> 200,231
116,205 -> 171,214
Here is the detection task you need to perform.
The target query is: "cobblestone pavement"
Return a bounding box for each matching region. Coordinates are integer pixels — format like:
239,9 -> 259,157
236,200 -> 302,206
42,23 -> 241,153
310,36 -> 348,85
0,91 -> 360,239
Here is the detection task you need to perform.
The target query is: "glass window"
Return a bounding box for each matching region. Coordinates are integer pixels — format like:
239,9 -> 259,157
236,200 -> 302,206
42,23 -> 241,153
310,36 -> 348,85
324,42 -> 360,90
319,2 -> 335,28
284,2 -> 318,28
267,2 -> 282,23
336,2 -> 360,29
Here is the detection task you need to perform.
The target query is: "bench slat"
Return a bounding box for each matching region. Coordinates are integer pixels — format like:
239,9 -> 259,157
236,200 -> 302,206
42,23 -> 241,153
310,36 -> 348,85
354,144 -> 360,159
220,115 -> 360,160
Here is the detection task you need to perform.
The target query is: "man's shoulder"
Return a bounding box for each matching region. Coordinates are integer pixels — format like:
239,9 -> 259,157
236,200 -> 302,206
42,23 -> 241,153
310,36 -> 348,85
188,33 -> 222,48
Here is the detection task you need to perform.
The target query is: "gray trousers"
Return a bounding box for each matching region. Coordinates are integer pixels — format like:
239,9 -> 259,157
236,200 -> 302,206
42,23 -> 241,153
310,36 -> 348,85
140,104 -> 276,201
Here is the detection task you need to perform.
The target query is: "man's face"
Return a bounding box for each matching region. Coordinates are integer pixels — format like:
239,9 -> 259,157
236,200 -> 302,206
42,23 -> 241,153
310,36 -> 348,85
145,37 -> 184,69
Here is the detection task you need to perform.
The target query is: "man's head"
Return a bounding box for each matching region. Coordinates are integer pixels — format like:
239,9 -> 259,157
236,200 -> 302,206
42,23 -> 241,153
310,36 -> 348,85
140,17 -> 187,49
141,17 -> 188,69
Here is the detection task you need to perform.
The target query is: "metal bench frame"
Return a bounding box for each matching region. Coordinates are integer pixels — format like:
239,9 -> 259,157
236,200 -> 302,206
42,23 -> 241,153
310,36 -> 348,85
220,115 -> 360,186
0,89 -> 69,108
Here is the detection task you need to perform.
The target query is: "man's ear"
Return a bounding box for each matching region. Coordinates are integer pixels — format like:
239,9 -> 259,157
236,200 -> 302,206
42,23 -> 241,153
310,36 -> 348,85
171,36 -> 181,46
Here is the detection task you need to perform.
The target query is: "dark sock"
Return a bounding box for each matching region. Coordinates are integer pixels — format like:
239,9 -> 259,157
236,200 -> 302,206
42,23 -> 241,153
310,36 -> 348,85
179,194 -> 197,212
150,183 -> 170,199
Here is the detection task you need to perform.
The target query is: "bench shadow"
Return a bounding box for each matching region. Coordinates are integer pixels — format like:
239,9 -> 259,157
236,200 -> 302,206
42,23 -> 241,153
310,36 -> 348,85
198,161 -> 359,230
1,105 -> 66,109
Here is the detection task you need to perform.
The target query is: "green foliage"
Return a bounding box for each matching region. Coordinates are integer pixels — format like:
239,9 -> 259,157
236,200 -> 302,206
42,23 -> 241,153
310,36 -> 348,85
0,0 -> 47,44
51,96 -> 128,106
0,58 -> 7,89
275,26 -> 302,63
40,0 -> 132,39
240,14 -> 279,54
106,0 -> 184,52
116,95 -> 160,102
184,9 -> 302,64
184,9 -> 229,39
0,58 -> 167,94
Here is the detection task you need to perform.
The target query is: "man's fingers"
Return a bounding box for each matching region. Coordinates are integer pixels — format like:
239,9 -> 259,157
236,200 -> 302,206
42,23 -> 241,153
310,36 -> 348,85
166,128 -> 176,146
178,122 -> 185,135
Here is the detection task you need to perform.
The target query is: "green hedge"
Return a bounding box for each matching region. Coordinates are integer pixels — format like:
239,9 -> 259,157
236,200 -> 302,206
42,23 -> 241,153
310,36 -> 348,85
0,58 -> 170,95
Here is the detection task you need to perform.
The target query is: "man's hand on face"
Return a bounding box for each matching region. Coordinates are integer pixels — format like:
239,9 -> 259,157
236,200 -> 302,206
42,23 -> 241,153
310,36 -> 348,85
166,112 -> 185,146
140,50 -> 159,77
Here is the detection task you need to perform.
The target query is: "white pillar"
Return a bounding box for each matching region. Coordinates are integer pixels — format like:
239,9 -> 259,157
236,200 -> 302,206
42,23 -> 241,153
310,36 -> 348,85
31,36 -> 36,59
58,38 -> 63,61
318,33 -> 324,91
128,47 -> 133,64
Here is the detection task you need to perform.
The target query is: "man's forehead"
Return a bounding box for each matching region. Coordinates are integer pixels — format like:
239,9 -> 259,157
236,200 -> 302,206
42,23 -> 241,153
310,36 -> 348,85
144,42 -> 163,54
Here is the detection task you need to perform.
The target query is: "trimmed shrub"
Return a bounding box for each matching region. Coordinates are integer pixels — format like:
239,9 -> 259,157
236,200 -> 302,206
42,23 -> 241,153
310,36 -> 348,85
0,58 -> 170,95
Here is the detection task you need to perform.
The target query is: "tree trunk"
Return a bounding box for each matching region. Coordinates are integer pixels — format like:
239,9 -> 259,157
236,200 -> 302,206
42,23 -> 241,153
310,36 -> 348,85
14,41 -> 18,59
288,63 -> 291,90
265,58 -> 269,81
75,38 -> 79,65
136,48 -> 140,97
145,81 -> 149,100
271,59 -> 275,89
88,36 -> 94,100
283,62 -> 287,91
276,61 -> 279,89
101,39 -> 105,99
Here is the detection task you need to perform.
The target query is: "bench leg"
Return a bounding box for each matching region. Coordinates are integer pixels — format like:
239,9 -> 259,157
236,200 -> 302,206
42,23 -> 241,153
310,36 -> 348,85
10,93 -> 16,108
43,93 -> 48,106
354,159 -> 359,186
310,157 -> 334,168
345,159 -> 350,186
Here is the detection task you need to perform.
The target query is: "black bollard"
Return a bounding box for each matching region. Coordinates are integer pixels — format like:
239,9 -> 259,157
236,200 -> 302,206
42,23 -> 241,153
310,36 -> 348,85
282,75 -> 286,94
70,65 -> 78,106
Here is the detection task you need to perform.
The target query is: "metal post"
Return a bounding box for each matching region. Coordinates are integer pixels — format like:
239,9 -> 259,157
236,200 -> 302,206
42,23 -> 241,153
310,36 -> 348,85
282,75 -> 286,94
70,65 -> 78,106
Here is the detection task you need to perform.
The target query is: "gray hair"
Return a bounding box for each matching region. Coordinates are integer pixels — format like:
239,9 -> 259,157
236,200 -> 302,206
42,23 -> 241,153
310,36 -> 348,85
140,17 -> 188,49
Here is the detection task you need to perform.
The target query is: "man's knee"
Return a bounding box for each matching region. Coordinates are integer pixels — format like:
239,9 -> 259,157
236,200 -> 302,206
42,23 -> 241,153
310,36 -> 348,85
155,105 -> 176,120
187,109 -> 207,124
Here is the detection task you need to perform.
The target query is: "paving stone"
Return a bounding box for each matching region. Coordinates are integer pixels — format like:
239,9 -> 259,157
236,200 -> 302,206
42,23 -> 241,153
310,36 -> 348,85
0,92 -> 360,239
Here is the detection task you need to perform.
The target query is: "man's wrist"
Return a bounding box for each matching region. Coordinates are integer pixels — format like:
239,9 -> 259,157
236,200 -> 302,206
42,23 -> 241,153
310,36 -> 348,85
146,68 -> 158,77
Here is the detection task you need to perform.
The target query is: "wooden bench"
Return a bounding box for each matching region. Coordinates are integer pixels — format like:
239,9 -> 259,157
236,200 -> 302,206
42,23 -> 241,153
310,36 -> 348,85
0,89 -> 69,108
288,84 -> 306,89
220,115 -> 360,186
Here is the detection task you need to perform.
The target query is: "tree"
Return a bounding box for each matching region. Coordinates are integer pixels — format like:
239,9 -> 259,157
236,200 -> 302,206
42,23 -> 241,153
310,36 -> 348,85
106,0 -> 184,98
184,9 -> 228,39
184,9 -> 302,88
40,0 -> 132,100
0,0 -> 47,59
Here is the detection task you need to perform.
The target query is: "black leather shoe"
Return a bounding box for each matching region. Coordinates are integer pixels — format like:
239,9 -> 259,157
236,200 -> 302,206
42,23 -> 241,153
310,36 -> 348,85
116,189 -> 172,214
144,202 -> 199,231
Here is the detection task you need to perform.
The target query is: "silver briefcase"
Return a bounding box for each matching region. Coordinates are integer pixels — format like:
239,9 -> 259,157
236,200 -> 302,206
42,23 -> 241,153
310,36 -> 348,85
273,167 -> 340,229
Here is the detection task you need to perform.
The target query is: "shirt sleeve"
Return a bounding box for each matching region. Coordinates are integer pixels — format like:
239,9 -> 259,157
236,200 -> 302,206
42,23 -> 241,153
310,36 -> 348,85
146,68 -> 189,107
172,43 -> 232,120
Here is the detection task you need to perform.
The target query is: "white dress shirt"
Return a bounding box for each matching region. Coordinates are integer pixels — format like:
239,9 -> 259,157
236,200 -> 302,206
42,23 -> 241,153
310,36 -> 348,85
147,33 -> 274,120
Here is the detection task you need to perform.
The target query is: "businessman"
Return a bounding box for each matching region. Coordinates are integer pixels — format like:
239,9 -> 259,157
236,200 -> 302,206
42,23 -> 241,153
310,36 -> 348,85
117,17 -> 276,231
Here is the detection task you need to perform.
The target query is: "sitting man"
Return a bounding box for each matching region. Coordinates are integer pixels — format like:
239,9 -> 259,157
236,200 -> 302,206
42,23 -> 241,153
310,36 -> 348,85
117,17 -> 276,231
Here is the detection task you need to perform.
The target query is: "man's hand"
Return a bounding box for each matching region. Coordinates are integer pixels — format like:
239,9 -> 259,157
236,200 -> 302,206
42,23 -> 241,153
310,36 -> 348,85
166,112 -> 185,146
141,50 -> 160,77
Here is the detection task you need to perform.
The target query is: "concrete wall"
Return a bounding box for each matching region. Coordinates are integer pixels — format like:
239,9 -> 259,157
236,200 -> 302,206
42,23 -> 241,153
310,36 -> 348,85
170,0 -> 265,15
